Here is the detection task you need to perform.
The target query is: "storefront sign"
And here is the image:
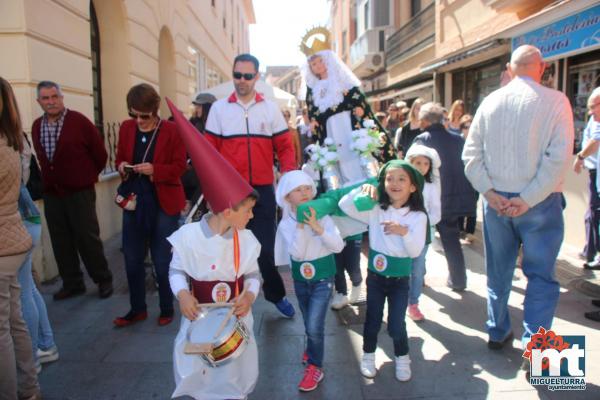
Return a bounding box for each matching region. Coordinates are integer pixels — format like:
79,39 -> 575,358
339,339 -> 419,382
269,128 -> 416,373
512,4 -> 600,59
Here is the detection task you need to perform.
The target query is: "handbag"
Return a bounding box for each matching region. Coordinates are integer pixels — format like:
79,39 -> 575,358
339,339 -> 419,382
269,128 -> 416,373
114,121 -> 161,210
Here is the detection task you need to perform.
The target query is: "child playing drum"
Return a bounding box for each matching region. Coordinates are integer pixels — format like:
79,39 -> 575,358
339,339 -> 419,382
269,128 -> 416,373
166,99 -> 261,400
274,171 -> 344,391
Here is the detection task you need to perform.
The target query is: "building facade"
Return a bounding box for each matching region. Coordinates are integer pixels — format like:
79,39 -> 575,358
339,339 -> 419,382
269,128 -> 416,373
0,0 -> 255,280
332,0 -> 600,252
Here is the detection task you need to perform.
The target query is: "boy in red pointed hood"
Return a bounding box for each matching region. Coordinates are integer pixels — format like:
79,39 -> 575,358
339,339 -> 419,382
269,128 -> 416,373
166,99 -> 262,399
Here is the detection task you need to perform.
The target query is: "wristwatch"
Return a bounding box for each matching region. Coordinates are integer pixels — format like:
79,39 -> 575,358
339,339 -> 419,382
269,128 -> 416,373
577,153 -> 585,161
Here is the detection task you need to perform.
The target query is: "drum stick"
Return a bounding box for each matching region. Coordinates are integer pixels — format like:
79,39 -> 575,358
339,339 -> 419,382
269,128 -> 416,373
212,288 -> 246,339
213,306 -> 235,340
196,302 -> 233,308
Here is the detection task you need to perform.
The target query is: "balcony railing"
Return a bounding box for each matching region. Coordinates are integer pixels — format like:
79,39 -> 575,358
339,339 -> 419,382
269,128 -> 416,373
97,121 -> 120,175
386,2 -> 435,66
350,27 -> 393,68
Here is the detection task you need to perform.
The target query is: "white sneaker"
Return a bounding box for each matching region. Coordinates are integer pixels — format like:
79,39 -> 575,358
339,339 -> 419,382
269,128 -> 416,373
360,352 -> 377,378
330,292 -> 349,310
37,346 -> 59,364
395,355 -> 411,381
348,285 -> 361,304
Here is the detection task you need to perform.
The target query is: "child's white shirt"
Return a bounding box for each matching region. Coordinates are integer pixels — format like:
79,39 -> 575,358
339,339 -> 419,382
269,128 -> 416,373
339,187 -> 427,258
275,212 -> 344,265
423,181 -> 442,226
167,215 -> 262,297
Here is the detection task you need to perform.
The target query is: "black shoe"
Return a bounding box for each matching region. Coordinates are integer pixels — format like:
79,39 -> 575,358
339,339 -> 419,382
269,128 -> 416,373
583,260 -> 600,270
592,299 -> 600,308
98,282 -> 113,299
584,310 -> 600,322
53,286 -> 86,301
488,331 -> 514,350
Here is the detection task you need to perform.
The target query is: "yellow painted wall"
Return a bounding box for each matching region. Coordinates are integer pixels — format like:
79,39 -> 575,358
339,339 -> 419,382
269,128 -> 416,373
0,0 -> 253,281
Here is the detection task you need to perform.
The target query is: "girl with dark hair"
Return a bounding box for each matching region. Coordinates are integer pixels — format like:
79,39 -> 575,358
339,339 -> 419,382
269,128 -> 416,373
339,159 -> 428,383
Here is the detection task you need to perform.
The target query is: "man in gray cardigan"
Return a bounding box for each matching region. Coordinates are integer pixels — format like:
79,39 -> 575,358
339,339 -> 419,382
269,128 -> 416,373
462,45 -> 573,355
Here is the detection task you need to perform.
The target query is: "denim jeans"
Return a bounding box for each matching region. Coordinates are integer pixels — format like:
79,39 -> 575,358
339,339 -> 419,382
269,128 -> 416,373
18,222 -> 56,358
122,208 -> 179,314
483,192 -> 563,345
334,239 -> 363,295
363,271 -> 409,357
294,277 -> 333,368
409,245 -> 428,305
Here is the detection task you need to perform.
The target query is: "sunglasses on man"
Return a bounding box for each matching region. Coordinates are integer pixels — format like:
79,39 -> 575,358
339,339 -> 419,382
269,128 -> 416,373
128,111 -> 153,120
233,72 -> 257,81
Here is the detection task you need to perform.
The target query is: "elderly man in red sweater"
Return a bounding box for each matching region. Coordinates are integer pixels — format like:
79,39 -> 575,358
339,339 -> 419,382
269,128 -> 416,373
32,81 -> 113,300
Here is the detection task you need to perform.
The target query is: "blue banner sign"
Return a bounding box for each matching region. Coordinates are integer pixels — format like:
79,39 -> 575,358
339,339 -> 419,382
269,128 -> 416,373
512,4 -> 600,59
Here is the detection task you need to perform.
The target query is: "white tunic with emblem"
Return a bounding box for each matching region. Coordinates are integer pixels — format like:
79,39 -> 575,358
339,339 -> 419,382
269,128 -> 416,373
167,218 -> 261,400
339,187 -> 427,260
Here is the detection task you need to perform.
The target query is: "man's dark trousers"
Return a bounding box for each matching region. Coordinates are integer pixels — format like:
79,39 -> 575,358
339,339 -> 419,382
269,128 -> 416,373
437,216 -> 467,289
247,184 -> 286,303
584,169 -> 600,262
43,188 -> 112,290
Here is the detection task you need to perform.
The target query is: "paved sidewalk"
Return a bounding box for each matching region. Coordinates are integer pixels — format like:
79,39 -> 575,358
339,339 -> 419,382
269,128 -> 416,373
37,233 -> 600,399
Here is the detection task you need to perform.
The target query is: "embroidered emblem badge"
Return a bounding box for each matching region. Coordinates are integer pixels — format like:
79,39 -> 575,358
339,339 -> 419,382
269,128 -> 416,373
212,282 -> 231,303
300,262 -> 316,280
373,254 -> 387,272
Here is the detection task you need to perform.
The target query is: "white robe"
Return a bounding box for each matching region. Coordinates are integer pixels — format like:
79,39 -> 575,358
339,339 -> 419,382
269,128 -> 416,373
167,221 -> 261,400
326,110 -> 368,186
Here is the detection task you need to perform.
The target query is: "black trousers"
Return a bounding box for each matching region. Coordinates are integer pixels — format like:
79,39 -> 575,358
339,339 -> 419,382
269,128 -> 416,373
584,169 -> 600,262
43,188 -> 112,290
436,216 -> 467,289
246,185 -> 286,303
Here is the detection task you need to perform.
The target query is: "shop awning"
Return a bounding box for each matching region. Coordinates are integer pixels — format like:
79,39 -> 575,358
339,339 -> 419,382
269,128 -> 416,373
420,0 -> 598,73
368,80 -> 434,102
420,39 -> 508,73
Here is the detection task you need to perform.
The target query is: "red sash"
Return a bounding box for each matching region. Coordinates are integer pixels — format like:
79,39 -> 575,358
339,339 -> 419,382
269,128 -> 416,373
190,277 -> 245,303
191,229 -> 243,303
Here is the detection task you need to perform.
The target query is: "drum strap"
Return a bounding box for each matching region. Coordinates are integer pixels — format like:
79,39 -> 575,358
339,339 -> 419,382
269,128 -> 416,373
233,229 -> 240,297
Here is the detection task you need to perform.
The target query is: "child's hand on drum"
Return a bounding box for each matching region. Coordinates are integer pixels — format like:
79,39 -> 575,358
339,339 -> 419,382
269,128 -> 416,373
232,291 -> 255,317
177,290 -> 199,320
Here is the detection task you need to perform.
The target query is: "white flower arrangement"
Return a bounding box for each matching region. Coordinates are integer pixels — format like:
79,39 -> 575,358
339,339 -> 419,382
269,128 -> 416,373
350,119 -> 384,157
305,141 -> 339,172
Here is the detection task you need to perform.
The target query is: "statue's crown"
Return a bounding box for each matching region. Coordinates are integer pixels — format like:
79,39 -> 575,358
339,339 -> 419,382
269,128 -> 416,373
299,26 -> 332,57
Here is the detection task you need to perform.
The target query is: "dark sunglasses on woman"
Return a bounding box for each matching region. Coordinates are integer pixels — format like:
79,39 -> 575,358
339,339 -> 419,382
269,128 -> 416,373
233,72 -> 256,81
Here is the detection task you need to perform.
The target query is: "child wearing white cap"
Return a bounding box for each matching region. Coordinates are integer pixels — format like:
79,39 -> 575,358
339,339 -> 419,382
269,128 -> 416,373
274,170 -> 344,392
405,144 -> 442,321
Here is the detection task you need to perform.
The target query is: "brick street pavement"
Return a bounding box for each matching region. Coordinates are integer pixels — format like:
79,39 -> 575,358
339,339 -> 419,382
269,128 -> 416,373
36,231 -> 600,399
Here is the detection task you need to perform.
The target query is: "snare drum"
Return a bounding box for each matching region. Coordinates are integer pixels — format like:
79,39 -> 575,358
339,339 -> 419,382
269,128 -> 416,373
185,307 -> 249,367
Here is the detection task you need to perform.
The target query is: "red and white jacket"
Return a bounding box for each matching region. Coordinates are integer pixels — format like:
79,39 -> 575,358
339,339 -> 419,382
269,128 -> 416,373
204,92 -> 296,186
